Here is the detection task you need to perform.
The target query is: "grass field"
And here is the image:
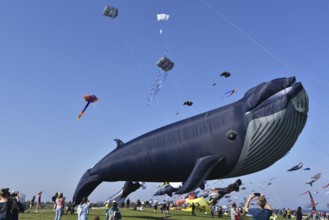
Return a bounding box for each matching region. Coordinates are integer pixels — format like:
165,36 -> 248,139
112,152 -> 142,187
17,207 -> 254,220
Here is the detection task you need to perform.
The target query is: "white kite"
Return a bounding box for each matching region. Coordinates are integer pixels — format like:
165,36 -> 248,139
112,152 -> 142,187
157,13 -> 170,21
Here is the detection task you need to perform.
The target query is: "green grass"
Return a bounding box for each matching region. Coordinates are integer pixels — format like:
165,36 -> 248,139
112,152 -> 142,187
19,207 -> 289,220
18,207 -> 246,220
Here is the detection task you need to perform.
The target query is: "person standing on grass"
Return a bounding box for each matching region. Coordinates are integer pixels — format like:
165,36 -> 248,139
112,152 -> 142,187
296,207 -> 303,220
77,197 -> 89,220
55,192 -> 65,220
27,195 -> 35,213
106,200 -> 122,220
191,202 -> 196,216
35,191 -> 42,212
153,199 -> 158,213
230,202 -> 238,220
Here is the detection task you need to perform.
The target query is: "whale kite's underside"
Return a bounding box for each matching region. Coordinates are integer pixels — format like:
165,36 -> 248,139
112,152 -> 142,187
73,76 -> 308,204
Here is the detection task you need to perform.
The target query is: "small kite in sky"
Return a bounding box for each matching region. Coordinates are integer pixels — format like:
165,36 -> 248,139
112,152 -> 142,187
224,89 -> 238,97
322,183 -> 329,188
311,173 -> 321,180
220,71 -> 231,78
156,56 -> 174,72
157,13 -> 170,34
148,56 -> 174,106
304,173 -> 321,186
103,5 -> 118,18
183,101 -> 193,106
287,162 -> 303,172
157,13 -> 170,21
304,167 -> 311,171
76,95 -> 99,121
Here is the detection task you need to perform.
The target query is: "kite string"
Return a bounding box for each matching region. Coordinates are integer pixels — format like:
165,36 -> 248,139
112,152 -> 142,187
200,0 -> 295,73
114,20 -> 170,123
200,0 -> 329,87
171,74 -> 200,116
114,21 -> 150,88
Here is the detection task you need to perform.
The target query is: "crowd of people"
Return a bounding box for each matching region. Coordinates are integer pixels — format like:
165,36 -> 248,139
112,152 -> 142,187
2,188 -> 329,220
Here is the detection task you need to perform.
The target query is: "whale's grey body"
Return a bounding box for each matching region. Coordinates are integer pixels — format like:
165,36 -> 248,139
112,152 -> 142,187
73,77 -> 308,203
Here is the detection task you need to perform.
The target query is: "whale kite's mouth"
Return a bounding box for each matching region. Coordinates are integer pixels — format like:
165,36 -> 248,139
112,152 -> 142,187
244,77 -> 305,115
245,83 -> 294,115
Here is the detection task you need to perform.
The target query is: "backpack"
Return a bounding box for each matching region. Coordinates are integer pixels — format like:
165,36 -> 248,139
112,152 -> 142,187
109,211 -> 117,220
0,201 -> 11,220
234,211 -> 241,220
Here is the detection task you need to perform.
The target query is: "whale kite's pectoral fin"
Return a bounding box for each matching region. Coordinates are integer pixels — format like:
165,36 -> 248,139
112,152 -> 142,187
176,155 -> 224,194
114,138 -> 125,148
104,181 -> 143,204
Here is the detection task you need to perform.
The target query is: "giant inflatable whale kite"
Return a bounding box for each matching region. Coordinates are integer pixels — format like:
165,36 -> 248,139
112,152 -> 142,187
73,76 -> 308,204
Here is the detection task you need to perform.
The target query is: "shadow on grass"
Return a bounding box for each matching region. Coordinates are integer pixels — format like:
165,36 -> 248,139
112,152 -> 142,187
125,215 -> 173,219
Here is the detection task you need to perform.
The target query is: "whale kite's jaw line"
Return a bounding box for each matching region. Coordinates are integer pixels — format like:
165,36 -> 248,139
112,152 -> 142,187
226,83 -> 308,178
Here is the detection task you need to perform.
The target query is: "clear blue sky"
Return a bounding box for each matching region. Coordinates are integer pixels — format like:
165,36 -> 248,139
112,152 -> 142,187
1,1 -> 329,210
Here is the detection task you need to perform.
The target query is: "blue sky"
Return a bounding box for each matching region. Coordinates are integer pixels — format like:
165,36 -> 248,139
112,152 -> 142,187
1,1 -> 329,210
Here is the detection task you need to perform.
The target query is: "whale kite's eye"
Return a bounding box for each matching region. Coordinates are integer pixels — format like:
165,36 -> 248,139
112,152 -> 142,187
226,130 -> 237,141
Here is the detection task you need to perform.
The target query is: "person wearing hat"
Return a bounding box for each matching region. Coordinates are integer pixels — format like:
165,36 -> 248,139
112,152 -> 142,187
244,193 -> 273,220
106,200 -> 122,220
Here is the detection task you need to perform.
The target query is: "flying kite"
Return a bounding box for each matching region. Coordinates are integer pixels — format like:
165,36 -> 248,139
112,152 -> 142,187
72,77 -> 309,204
148,56 -> 174,106
304,167 -> 311,171
157,13 -> 170,34
304,173 -> 321,187
322,183 -> 329,188
311,173 -> 321,180
157,13 -> 170,21
103,5 -> 118,18
305,173 -> 321,186
299,191 -> 317,213
104,181 -> 146,204
220,71 -> 231,78
153,182 -> 183,197
224,89 -> 238,97
183,101 -> 193,106
76,95 -> 99,121
287,162 -> 303,172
